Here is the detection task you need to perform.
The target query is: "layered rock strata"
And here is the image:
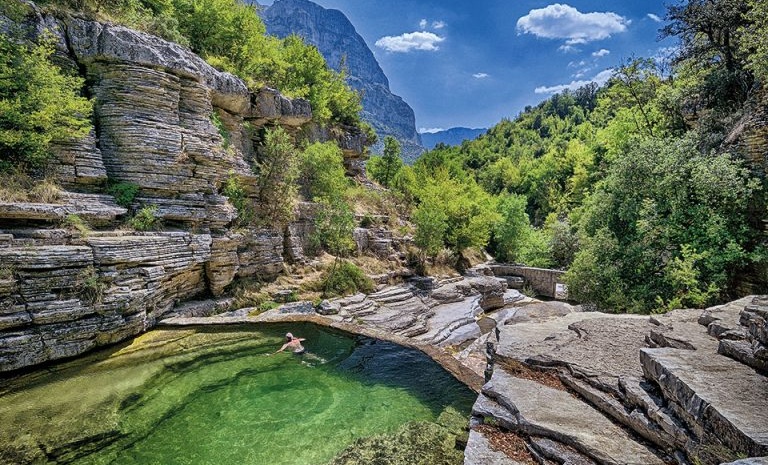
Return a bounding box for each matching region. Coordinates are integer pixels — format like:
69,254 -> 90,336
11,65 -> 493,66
473,297 -> 768,465
0,7 -> 370,373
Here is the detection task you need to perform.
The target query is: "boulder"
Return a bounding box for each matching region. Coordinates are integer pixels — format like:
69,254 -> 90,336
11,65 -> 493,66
483,369 -> 665,465
641,348 -> 768,459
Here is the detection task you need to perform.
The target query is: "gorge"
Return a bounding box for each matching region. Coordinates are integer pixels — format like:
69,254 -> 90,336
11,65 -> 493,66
1,0 -> 767,464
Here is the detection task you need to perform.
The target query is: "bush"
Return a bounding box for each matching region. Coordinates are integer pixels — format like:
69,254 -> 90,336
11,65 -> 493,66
130,205 -> 161,231
254,126 -> 298,226
221,173 -> 253,226
321,260 -> 374,297
210,111 -> 230,148
62,214 -> 92,237
0,30 -> 92,172
298,141 -> 348,202
107,180 -> 139,208
77,266 -> 107,305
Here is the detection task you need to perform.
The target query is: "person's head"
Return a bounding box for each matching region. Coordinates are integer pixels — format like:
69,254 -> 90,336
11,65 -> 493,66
285,332 -> 293,341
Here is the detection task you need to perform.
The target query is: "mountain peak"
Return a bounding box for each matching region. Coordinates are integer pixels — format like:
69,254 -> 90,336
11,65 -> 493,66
262,0 -> 424,161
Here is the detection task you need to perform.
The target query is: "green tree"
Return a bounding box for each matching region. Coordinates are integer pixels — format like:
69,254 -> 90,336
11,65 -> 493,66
298,141 -> 348,202
0,32 -> 92,172
312,197 -> 356,257
254,126 -> 298,226
413,202 -> 448,262
492,193 -> 531,263
368,136 -> 403,187
742,0 -> 768,83
567,136 -> 764,313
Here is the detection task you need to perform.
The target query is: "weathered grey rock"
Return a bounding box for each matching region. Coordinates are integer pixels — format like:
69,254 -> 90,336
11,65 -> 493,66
484,369 -> 665,465
496,310 -> 652,394
133,195 -> 237,229
467,276 -> 508,311
278,301 -> 315,314
529,437 -> 597,465
49,129 -> 107,186
641,348 -> 768,459
317,300 -> 340,315
720,459 -> 768,465
0,246 -> 93,269
648,308 -> 721,352
64,17 -> 250,114
206,234 -> 240,296
235,228 -> 285,280
464,430 -> 525,465
0,193 -> 126,226
417,297 -> 482,348
248,87 -> 312,126
263,0 -> 424,162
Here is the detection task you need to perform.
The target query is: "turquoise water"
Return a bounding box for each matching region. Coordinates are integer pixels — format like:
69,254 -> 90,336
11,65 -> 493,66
0,323 -> 476,465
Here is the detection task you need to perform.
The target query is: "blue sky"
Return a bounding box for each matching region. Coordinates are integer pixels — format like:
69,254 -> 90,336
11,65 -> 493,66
261,1 -> 676,132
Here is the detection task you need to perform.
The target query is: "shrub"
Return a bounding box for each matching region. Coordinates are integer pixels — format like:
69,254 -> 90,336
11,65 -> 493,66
107,181 -> 139,208
62,214 -> 92,237
211,110 -> 230,148
254,126 -> 298,226
298,141 -> 348,202
0,30 -> 92,172
221,173 -> 253,226
130,205 -> 161,231
311,197 -> 356,257
77,266 -> 106,305
320,260 -> 374,297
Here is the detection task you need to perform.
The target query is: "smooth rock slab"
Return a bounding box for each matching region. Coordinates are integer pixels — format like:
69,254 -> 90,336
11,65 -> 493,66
496,311 -> 653,391
484,369 -> 665,465
641,348 -> 768,458
464,430 -> 524,465
721,459 -> 768,465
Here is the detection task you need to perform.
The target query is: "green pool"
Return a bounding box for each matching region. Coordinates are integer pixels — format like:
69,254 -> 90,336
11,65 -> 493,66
0,323 -> 476,465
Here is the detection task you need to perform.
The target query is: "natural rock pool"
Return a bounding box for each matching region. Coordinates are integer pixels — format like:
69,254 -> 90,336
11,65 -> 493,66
0,323 -> 476,465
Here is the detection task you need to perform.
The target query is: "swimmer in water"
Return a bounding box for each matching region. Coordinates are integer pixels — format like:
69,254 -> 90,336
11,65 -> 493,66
274,332 -> 305,355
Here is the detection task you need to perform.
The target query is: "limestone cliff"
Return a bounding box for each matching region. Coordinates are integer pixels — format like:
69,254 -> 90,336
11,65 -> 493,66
261,0 -> 425,163
0,6 -> 378,373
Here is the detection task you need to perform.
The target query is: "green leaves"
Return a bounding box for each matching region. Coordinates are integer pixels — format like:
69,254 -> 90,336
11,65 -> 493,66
567,136 -> 763,313
0,33 -> 92,172
367,136 -> 404,188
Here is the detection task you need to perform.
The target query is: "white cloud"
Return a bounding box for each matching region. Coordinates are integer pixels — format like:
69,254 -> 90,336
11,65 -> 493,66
419,19 -> 428,30
647,13 -> 662,22
592,48 -> 610,57
419,127 -> 445,134
535,68 -> 614,94
432,20 -> 446,29
375,31 -> 445,53
473,72 -> 489,79
558,44 -> 580,53
517,4 -> 629,45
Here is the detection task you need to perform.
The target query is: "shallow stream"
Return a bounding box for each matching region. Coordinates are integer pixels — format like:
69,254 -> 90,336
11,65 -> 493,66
0,323 -> 475,465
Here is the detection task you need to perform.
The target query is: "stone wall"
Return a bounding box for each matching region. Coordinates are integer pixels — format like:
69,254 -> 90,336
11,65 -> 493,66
0,7 -> 368,373
488,264 -> 568,300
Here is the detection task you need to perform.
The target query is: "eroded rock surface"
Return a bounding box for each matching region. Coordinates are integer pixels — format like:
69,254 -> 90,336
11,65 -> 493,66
0,6 -> 369,374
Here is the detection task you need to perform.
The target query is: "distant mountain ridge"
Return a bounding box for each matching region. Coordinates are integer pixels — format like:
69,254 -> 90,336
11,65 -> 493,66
260,0 -> 425,162
420,127 -> 488,150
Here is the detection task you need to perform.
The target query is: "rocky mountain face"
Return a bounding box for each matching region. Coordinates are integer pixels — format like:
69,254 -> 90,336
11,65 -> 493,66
261,0 -> 425,163
0,5 -> 395,373
420,127 -> 488,150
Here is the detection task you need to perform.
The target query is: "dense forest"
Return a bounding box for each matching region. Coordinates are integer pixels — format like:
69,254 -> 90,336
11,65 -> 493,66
2,0 -> 768,313
368,0 -> 768,313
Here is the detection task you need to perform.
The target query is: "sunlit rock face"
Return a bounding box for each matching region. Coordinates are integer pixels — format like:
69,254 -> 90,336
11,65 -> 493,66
262,0 -> 426,162
0,7 -> 367,373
